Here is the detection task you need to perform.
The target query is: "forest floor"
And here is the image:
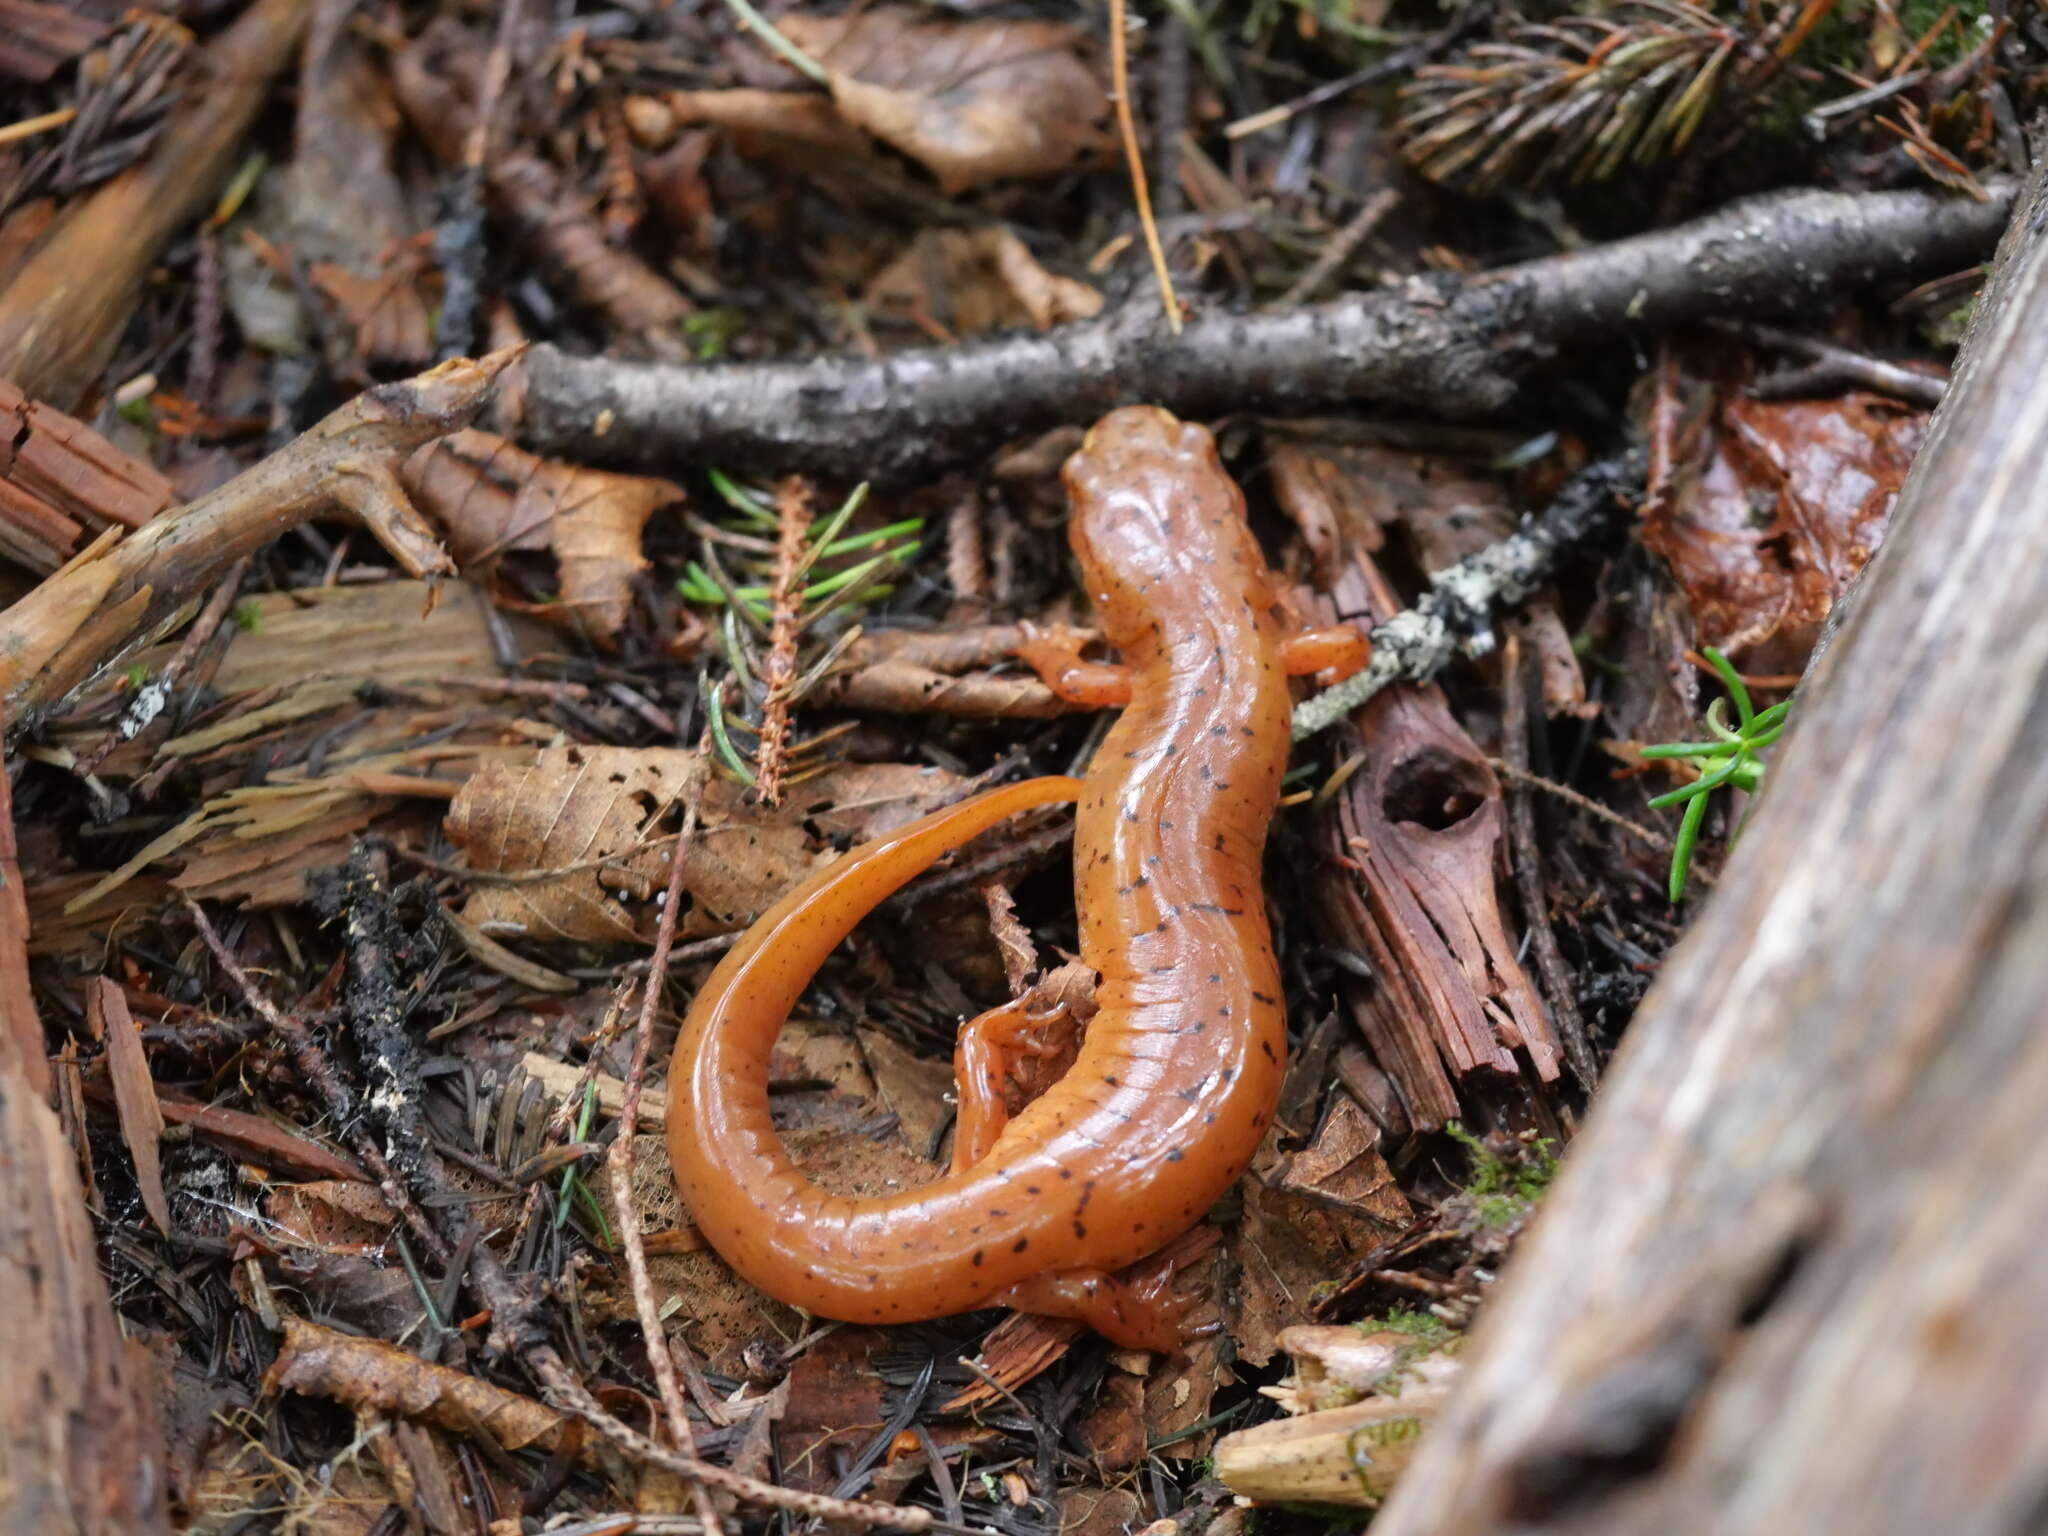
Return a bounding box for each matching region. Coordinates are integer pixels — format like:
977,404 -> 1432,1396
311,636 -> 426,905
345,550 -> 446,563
0,1 -> 2041,1532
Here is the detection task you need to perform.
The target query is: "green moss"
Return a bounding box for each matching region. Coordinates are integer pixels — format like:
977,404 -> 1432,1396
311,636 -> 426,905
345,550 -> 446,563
1357,1306 -> 1451,1344
231,601 -> 264,633
1447,1121 -> 1558,1230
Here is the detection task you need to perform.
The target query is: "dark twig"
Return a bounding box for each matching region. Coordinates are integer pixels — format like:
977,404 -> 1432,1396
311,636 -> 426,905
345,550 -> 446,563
521,181 -> 2013,484
1501,634 -> 1599,1093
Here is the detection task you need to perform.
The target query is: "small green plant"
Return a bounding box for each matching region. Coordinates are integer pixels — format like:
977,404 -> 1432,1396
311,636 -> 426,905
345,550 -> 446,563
1640,647 -> 1790,903
1446,1122 -> 1557,1231
231,600 -> 264,633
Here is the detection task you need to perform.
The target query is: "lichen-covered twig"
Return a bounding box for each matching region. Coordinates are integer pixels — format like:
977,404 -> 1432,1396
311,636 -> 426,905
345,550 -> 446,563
522,183 -> 2011,484
1292,448 -> 1647,740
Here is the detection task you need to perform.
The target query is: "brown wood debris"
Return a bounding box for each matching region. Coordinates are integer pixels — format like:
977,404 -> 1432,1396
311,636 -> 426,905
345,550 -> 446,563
0,377 -> 174,572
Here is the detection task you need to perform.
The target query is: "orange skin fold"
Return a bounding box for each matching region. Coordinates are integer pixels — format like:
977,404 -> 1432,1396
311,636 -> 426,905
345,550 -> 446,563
666,407 -> 1369,1348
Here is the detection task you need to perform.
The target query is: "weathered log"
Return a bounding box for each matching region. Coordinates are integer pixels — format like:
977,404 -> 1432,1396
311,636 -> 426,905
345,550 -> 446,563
1370,166 -> 2048,1533
0,741 -> 171,1531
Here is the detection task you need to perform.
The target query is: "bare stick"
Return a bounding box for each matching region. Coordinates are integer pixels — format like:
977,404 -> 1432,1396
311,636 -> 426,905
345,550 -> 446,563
608,773 -> 723,1536
521,182 -> 2012,483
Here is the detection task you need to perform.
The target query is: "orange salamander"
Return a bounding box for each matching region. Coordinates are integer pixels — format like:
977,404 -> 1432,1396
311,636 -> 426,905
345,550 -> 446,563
667,406 -> 1368,1349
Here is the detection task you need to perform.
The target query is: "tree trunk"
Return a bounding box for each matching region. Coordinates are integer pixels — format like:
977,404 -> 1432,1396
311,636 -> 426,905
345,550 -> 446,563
1370,163 -> 2048,1535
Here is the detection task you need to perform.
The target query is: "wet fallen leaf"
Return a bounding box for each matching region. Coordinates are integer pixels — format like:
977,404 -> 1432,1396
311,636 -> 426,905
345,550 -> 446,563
777,9 -> 1114,194
404,428 -> 682,644
866,227 -> 1102,336
1643,363 -> 1924,673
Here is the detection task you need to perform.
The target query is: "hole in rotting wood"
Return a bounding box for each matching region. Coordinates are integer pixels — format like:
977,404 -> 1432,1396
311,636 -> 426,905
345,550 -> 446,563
1380,745 -> 1490,831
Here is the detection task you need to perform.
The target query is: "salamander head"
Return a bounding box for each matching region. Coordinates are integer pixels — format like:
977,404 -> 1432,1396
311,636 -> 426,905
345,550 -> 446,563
1060,407 -> 1278,650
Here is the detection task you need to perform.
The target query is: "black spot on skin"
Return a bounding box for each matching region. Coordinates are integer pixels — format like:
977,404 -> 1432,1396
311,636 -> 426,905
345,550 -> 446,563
1204,1112 -> 1217,1125
1104,1075 -> 1119,1086
1211,723 -> 1227,735
989,1208 -> 1008,1218
1177,1084 -> 1201,1100
1167,1149 -> 1184,1162
1252,991 -> 1278,1005
1221,1066 -> 1237,1084
973,1250 -> 985,1266
1026,1184 -> 1041,1195
1261,1039 -> 1277,1060
1013,1238 -> 1031,1253
868,1272 -> 878,1282
1073,1220 -> 1088,1239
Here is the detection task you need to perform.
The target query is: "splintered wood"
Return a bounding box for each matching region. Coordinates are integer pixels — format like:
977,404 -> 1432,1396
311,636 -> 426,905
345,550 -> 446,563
0,378 -> 173,571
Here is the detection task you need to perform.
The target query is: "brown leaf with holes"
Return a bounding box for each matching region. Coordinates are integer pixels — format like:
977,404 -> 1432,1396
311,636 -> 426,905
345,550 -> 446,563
1643,360 -> 1925,673
402,428 -> 682,644
866,228 -> 1102,336
444,749 -> 973,944
777,10 -> 1114,194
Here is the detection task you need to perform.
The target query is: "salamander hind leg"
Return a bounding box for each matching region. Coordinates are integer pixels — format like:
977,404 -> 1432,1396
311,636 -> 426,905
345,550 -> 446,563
996,1265 -> 1201,1353
952,995 -> 1078,1172
1014,621 -> 1133,707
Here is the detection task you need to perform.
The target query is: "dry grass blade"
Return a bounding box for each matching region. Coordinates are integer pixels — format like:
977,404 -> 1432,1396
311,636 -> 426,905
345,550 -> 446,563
88,976 -> 169,1234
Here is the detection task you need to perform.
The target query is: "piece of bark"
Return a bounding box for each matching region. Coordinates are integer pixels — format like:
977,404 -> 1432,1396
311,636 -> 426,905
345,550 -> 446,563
0,0 -> 108,83
0,717 -> 172,1531
0,347 -> 516,718
1310,559 -> 1560,1131
1369,163 -> 2048,1535
0,378 -> 175,572
519,181 -> 2014,484
87,976 -> 168,1235
0,0 -> 313,410
1215,1342 -> 1462,1507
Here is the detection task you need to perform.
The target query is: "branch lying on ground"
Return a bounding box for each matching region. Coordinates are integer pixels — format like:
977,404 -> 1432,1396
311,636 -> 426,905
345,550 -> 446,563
0,347 -> 519,718
1292,448 -> 1648,739
519,182 -> 2011,482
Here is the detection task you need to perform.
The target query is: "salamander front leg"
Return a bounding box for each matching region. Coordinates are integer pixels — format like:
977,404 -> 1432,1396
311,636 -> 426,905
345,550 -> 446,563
1280,623 -> 1372,682
1014,621 -> 1133,708
997,1264 -> 1200,1353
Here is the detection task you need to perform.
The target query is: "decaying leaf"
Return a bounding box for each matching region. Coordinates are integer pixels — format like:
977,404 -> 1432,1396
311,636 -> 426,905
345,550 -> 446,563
403,428 -> 682,643
1643,366 -> 1924,672
865,227 -> 1102,336
265,1314 -> 590,1463
444,750 -> 972,945
683,9 -> 1114,195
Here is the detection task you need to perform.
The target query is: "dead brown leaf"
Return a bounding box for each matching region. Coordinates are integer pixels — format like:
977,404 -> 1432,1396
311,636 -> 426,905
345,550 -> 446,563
445,751 -> 971,945
1643,363 -> 1924,672
778,9 -> 1114,194
88,976 -> 169,1234
866,227 -> 1102,336
776,1328 -> 890,1494
264,1314 -> 588,1463
403,428 -> 681,644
